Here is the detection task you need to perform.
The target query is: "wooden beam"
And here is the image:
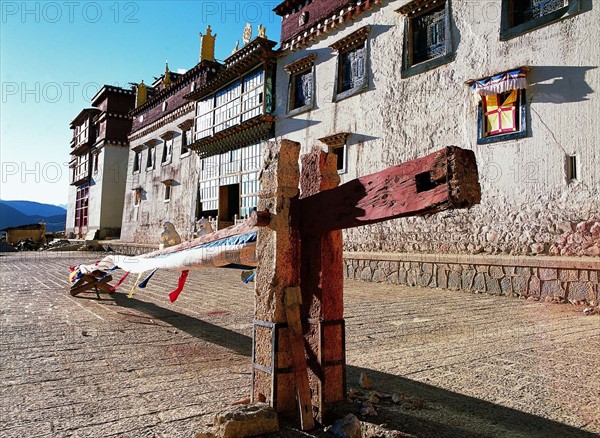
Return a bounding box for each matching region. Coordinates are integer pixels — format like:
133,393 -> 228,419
284,287 -> 315,431
299,146 -> 481,235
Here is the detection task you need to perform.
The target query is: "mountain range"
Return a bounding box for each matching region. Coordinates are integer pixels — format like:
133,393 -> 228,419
0,200 -> 67,233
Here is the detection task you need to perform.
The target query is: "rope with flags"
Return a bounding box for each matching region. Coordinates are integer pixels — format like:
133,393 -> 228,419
68,216 -> 263,302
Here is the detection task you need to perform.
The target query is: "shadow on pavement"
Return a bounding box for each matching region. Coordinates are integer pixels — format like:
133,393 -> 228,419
109,295 -> 595,438
111,292 -> 252,357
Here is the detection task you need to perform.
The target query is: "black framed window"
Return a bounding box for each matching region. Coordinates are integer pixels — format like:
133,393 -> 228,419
133,150 -> 141,173
285,54 -> 316,116
477,89 -> 527,144
500,0 -> 582,40
146,146 -> 154,170
330,26 -> 370,102
181,129 -> 192,156
398,0 -> 454,78
293,70 -> 312,109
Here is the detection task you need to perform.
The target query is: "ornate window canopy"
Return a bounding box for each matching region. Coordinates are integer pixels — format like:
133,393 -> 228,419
467,67 -> 530,96
284,54 -> 317,75
329,25 -> 370,52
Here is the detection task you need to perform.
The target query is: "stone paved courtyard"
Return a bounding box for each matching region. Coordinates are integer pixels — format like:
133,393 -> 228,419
1,252 -> 598,437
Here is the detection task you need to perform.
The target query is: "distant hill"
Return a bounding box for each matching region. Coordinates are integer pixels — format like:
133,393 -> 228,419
1,200 -> 66,217
0,200 -> 67,232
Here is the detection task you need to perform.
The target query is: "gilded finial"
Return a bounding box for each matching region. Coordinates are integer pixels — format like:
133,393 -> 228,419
258,24 -> 266,39
163,61 -> 171,86
200,24 -> 217,62
243,23 -> 252,45
232,40 -> 239,54
136,80 -> 147,107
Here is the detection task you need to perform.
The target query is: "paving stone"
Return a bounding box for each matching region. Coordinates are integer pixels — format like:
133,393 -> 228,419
2,253 -> 599,438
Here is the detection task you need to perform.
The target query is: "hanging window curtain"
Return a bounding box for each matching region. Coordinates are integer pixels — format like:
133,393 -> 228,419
483,90 -> 518,136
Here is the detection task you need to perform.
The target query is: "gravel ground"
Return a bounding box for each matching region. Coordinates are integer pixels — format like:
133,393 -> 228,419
1,251 -> 598,437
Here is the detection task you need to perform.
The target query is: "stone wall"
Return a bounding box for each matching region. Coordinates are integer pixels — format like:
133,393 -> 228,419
275,0 -> 600,262
344,252 -> 599,303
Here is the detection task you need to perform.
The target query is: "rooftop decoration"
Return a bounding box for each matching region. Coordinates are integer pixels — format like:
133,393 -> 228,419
200,25 -> 216,62
243,22 -> 252,45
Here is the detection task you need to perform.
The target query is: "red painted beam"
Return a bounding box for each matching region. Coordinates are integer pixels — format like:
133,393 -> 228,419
299,146 -> 481,235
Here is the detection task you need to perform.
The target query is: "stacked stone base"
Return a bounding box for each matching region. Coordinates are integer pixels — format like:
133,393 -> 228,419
344,252 -> 599,302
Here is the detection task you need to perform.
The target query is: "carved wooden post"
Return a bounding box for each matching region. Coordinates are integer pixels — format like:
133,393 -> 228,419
252,139 -> 313,428
299,147 -> 345,421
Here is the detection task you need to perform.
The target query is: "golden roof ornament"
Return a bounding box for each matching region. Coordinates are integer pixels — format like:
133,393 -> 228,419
258,24 -> 266,39
232,40 -> 239,55
243,22 -> 252,45
200,24 -> 216,62
135,80 -> 147,107
163,61 -> 171,87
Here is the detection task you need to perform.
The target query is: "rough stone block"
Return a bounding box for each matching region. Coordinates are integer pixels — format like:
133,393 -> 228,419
361,267 -> 373,282
500,277 -> 512,294
373,269 -> 386,283
490,266 -> 504,279
539,268 -> 558,281
473,273 -> 486,291
485,275 -> 501,294
558,269 -> 579,282
448,271 -> 461,290
476,265 -> 489,273
512,276 -> 527,294
398,268 -> 408,284
462,269 -> 475,289
437,268 -> 448,289
515,267 -> 531,276
214,403 -> 279,438
388,272 -> 399,284
418,272 -> 433,288
528,277 -> 541,296
541,280 -> 564,297
567,282 -> 593,301
590,271 -> 598,283
504,266 -> 516,276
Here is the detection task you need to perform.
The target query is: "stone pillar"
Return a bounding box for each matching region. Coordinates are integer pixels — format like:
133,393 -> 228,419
252,139 -> 301,414
299,147 -> 345,420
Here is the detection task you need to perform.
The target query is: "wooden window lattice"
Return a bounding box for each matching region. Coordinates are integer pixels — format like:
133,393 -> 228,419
412,4 -> 446,65
293,70 -> 312,109
513,0 -> 568,25
340,45 -> 366,93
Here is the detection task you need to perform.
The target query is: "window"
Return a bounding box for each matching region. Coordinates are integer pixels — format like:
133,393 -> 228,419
93,152 -> 99,174
163,181 -> 172,202
285,54 -> 316,116
319,133 -> 349,174
478,90 -> 527,144
181,129 -> 192,156
470,68 -> 528,144
398,0 -> 453,78
146,145 -> 155,170
330,26 -> 370,102
566,155 -> 578,183
133,150 -> 141,173
161,137 -> 173,165
194,68 -> 268,140
133,188 -> 142,207
72,153 -> 89,182
500,0 -> 581,40
74,185 -> 89,228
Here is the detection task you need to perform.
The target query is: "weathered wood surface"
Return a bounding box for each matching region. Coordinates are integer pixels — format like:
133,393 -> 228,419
284,287 -> 315,431
299,146 -> 481,235
142,210 -> 270,258
70,274 -> 113,296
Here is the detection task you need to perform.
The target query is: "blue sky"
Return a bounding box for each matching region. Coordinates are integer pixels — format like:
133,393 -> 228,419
0,1 -> 281,206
